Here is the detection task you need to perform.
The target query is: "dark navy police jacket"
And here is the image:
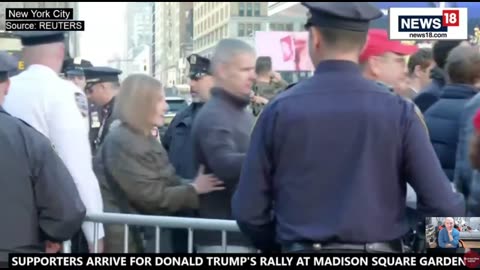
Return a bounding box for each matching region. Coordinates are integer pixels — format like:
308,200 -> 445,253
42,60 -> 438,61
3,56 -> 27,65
232,60 -> 465,251
162,103 -> 204,180
0,107 -> 86,260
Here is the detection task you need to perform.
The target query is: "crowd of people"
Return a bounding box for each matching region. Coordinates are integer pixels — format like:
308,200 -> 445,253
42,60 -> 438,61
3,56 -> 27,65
2,2 -> 480,259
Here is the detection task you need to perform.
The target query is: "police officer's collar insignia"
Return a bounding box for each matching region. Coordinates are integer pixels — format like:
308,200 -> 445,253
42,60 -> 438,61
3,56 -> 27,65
91,117 -> 101,128
190,55 -> 196,64
74,92 -> 88,118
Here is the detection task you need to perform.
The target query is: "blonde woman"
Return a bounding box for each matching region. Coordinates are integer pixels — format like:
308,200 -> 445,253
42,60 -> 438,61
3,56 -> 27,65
93,74 -> 224,253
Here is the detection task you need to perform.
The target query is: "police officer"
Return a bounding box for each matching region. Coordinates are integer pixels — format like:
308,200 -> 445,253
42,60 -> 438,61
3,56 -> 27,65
0,51 -> 86,261
161,54 -> 214,253
232,2 -> 465,253
3,31 -> 105,253
83,66 -> 122,154
163,54 -> 214,179
61,57 -> 102,148
62,57 -> 93,89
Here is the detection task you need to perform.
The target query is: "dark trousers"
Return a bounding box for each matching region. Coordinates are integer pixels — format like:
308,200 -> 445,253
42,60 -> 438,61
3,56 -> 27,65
171,209 -> 197,253
70,230 -> 89,253
405,207 -> 426,253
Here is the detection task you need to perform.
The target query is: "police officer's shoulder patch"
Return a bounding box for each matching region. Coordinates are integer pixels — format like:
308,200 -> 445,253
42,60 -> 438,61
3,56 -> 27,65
74,92 -> 88,118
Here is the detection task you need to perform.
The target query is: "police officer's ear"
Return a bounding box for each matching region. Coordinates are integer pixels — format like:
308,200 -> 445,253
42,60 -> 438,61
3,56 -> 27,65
0,78 -> 10,97
308,26 -> 323,51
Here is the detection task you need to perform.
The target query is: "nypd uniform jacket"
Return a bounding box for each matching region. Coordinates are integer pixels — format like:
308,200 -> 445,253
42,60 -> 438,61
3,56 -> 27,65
162,103 -> 204,179
3,64 -> 105,244
231,60 -> 465,250
0,107 -> 86,261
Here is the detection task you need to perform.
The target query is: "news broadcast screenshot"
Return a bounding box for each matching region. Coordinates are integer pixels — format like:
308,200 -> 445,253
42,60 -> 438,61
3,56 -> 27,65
1,1 -> 480,269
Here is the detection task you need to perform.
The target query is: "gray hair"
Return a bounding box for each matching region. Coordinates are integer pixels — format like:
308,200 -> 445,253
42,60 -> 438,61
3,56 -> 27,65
211,38 -> 256,74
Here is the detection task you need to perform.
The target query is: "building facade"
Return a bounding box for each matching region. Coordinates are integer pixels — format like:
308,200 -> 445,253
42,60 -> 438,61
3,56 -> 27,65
193,2 -> 305,58
123,2 -> 153,75
153,2 -> 193,86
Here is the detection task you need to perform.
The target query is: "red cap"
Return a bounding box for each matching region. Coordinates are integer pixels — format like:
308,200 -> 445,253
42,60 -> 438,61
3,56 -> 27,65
359,29 -> 419,63
474,109 -> 480,133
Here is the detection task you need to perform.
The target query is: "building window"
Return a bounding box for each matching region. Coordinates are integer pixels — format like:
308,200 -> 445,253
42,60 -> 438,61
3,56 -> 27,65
224,25 -> 228,37
254,2 -> 260,16
246,23 -> 253,36
238,23 -> 245,36
239,2 -> 245,16
278,24 -> 285,31
254,23 -> 261,32
247,2 -> 253,16
221,8 -> 224,20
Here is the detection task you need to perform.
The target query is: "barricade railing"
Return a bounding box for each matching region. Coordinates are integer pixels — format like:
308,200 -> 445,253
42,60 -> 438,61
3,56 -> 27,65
63,212 -> 247,254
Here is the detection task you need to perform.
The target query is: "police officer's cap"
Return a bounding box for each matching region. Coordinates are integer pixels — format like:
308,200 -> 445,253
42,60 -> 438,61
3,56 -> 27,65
0,51 -> 19,82
15,31 -> 65,46
84,66 -> 122,87
301,2 -> 383,32
187,54 -> 211,80
62,57 -> 94,77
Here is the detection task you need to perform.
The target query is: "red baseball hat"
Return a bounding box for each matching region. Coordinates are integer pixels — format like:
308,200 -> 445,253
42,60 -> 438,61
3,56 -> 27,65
359,29 -> 418,63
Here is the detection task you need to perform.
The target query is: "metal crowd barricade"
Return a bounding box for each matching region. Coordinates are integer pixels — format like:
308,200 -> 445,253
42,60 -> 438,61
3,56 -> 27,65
63,212 -> 244,253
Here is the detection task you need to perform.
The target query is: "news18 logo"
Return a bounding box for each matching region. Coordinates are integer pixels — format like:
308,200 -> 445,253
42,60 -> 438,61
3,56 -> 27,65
388,8 -> 468,40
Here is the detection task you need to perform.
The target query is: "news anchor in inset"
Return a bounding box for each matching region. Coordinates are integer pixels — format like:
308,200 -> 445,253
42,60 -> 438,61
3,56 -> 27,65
438,217 -> 460,248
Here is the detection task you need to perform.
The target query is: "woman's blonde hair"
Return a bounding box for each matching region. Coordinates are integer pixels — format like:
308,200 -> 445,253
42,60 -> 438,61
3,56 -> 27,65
114,74 -> 163,134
